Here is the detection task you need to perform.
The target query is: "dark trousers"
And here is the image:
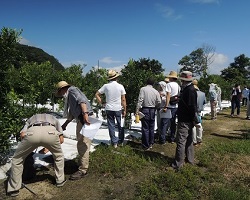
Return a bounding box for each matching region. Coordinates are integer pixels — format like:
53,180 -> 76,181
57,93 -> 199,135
231,100 -> 241,115
141,107 -> 156,149
242,98 -> 248,106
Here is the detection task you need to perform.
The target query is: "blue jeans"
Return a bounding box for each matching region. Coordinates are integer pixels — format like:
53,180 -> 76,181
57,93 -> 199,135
169,108 -> 177,142
159,118 -> 171,144
141,107 -> 156,149
106,110 -> 123,145
159,107 -> 177,143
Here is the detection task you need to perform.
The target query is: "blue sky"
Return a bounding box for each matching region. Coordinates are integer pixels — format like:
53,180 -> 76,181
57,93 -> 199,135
1,0 -> 249,75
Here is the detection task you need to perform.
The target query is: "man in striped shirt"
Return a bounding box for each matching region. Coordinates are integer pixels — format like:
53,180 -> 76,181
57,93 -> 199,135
7,113 -> 65,197
136,77 -> 161,150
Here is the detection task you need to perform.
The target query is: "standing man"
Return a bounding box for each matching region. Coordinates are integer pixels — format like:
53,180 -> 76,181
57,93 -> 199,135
230,84 -> 242,117
162,71 -> 180,144
192,79 -> 206,145
95,70 -> 127,147
7,113 -> 65,197
209,83 -> 218,120
55,81 -> 93,180
172,71 -> 198,170
246,89 -> 250,119
136,77 -> 161,150
241,86 -> 248,106
156,78 -> 168,142
216,85 -> 222,111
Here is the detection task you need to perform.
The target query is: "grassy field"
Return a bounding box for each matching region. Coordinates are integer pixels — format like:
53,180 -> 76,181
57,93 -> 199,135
1,107 -> 250,200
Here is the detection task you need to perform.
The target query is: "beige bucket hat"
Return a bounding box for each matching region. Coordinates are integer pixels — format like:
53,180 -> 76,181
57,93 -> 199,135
55,81 -> 70,97
166,71 -> 178,79
108,70 -> 120,80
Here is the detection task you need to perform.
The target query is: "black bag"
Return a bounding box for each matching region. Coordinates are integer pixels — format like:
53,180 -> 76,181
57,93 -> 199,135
170,95 -> 179,105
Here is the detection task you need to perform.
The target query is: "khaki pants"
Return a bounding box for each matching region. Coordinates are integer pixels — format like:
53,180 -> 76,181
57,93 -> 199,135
76,121 -> 92,173
7,126 -> 64,192
210,100 -> 217,119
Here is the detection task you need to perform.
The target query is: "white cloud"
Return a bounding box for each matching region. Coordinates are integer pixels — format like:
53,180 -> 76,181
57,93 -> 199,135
155,4 -> 182,20
171,43 -> 180,47
99,57 -> 122,64
19,37 -> 33,46
189,0 -> 219,4
107,65 -> 126,73
208,53 -> 229,74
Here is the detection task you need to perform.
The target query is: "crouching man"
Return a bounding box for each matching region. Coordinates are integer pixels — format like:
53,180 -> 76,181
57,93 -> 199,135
7,113 -> 65,197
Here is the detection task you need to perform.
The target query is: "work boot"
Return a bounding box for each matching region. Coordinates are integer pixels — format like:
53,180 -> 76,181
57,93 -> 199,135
69,170 -> 88,180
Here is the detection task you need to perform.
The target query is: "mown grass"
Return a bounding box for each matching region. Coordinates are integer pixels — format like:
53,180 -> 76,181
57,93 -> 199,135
1,108 -> 249,199
87,108 -> 250,200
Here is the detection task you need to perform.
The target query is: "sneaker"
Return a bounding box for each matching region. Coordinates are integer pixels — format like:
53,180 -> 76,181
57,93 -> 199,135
149,144 -> 153,149
56,179 -> 67,187
8,190 -> 19,197
113,144 -> 118,148
69,170 -> 88,180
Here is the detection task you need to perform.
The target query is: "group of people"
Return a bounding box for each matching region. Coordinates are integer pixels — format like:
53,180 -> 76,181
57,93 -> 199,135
10,68 -> 244,197
7,70 -> 127,197
134,70 -> 203,170
231,84 -> 250,120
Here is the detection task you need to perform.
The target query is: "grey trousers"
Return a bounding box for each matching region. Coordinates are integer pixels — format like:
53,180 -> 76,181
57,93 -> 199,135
174,122 -> 194,168
7,126 -> 64,192
76,121 -> 92,173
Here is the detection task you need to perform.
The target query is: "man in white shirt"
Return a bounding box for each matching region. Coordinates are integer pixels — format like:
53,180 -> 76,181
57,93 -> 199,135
95,70 -> 127,147
162,71 -> 180,144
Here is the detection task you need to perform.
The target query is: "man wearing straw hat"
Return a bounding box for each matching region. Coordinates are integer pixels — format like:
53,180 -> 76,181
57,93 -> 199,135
55,81 -> 93,180
95,70 -> 127,148
161,71 -> 180,144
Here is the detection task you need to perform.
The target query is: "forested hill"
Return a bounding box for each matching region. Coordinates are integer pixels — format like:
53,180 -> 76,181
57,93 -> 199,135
17,44 -> 65,70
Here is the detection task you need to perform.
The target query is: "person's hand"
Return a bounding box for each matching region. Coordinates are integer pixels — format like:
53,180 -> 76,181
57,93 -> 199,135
61,124 -> 67,131
163,107 -> 167,112
39,147 -> 49,154
122,110 -> 126,118
20,132 -> 26,140
83,113 -> 91,125
59,135 -> 64,144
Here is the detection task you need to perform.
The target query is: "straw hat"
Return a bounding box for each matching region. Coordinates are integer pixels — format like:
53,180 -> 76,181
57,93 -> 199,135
166,71 -> 178,79
108,70 -> 120,80
164,77 -> 169,83
179,71 -> 193,81
55,81 -> 70,97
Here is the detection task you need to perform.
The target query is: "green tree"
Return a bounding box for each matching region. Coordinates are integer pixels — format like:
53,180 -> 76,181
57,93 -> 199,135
221,54 -> 250,86
0,27 -> 22,106
82,67 -> 108,103
119,58 -> 164,115
178,44 -> 215,78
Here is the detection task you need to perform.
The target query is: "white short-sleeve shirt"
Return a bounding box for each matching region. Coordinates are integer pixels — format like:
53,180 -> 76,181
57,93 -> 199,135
98,81 -> 126,111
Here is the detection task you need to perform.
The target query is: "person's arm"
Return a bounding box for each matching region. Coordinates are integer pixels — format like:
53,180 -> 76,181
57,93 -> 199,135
135,88 -> 143,114
163,92 -> 171,112
121,94 -> 127,118
95,91 -> 102,104
80,102 -> 90,125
